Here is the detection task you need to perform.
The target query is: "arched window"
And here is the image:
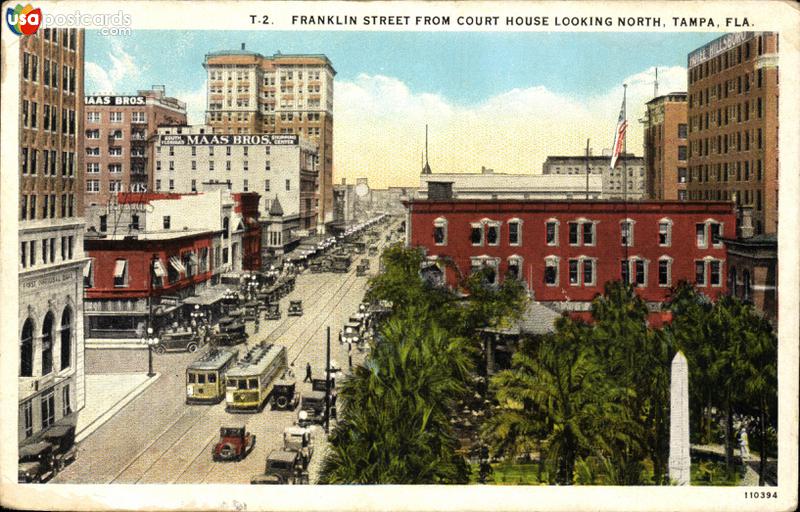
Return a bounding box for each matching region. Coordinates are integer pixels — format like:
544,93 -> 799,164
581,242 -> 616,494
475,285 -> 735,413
42,312 -> 54,376
60,306 -> 72,370
20,318 -> 34,377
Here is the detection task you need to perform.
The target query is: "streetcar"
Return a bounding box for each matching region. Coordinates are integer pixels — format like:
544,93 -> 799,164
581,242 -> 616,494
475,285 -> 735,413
225,342 -> 288,412
186,347 -> 239,404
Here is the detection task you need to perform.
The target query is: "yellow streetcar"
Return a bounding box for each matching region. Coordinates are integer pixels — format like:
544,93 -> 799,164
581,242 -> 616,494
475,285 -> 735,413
225,342 -> 287,413
186,347 -> 239,404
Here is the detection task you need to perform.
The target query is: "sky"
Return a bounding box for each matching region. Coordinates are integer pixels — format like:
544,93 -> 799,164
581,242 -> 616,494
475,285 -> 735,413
85,30 -> 722,188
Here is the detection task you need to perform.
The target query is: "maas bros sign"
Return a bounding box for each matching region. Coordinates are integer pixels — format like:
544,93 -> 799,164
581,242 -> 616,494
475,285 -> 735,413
159,134 -> 300,146
85,95 -> 146,106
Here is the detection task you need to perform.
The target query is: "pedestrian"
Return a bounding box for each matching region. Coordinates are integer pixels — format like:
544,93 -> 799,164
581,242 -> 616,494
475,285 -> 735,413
304,362 -> 312,383
739,428 -> 750,461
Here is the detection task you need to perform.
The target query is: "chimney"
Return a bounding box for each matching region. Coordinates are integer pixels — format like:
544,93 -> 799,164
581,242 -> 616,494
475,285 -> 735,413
738,205 -> 754,238
427,181 -> 453,200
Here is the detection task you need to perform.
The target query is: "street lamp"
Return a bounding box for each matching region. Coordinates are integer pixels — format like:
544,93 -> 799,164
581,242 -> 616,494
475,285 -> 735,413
144,327 -> 159,377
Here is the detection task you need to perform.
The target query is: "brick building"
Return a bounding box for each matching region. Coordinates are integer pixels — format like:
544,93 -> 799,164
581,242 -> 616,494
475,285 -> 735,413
203,46 -> 335,229
644,93 -> 689,200
83,87 -> 186,207
18,28 -> 88,445
686,32 -> 779,235
542,154 -> 646,200
405,194 -> 735,314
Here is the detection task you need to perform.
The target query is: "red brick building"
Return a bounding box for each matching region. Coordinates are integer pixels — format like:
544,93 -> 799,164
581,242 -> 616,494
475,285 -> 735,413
644,93 -> 689,201
406,197 -> 735,310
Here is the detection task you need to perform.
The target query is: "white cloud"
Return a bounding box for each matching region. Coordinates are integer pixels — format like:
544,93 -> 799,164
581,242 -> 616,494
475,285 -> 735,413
85,39 -> 142,94
173,81 -> 207,125
333,66 -> 686,188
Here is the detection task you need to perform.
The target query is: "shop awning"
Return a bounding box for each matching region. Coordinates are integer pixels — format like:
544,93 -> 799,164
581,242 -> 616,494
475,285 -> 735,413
188,252 -> 198,266
153,259 -> 166,277
169,256 -> 186,274
83,260 -> 92,277
113,260 -> 127,278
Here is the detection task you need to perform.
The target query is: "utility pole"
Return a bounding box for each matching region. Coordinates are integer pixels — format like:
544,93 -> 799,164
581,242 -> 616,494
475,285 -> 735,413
325,325 -> 331,433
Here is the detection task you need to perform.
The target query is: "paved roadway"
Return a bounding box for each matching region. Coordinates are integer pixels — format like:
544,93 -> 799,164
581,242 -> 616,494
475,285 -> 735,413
54,241 -> 387,484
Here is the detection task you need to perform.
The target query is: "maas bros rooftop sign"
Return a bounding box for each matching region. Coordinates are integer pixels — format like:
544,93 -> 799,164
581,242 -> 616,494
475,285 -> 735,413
158,134 -> 300,146
85,95 -> 146,106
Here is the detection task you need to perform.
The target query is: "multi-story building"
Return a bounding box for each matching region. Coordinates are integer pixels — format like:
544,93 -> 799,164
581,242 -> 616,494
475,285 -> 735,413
18,28 -> 88,445
644,93 -> 689,200
686,32 -> 779,235
203,46 -> 335,229
405,185 -> 735,315
83,87 -> 186,207
542,154 -> 646,200
416,166 -> 603,200
83,188 -> 261,339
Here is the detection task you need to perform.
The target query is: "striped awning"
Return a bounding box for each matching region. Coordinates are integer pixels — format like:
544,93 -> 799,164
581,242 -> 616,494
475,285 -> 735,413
169,256 -> 186,274
153,259 -> 166,277
113,260 -> 127,278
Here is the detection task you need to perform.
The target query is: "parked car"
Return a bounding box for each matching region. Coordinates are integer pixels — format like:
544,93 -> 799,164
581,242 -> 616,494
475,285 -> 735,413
283,425 -> 314,468
211,317 -> 247,346
356,263 -> 368,276
250,450 -> 304,485
18,441 -> 55,483
264,303 -> 281,321
42,425 -> 78,471
271,379 -> 300,410
288,300 -> 303,317
360,258 -> 370,269
155,329 -> 202,354
212,426 -> 256,461
298,391 -> 327,427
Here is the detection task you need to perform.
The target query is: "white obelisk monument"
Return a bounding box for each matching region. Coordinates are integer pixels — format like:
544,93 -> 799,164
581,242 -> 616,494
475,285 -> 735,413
668,351 -> 691,485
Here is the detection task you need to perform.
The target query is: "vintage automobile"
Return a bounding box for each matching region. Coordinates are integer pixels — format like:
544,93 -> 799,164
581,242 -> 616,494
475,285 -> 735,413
212,426 -> 256,462
360,258 -> 371,270
250,450 -> 304,485
287,300 -> 304,317
283,425 -> 314,468
154,329 -> 202,354
42,425 -> 78,471
270,379 -> 300,410
211,317 -> 247,346
356,263 -> 368,276
298,391 -> 327,427
309,259 -> 331,273
331,254 -> 351,273
18,441 -> 55,483
264,303 -> 281,321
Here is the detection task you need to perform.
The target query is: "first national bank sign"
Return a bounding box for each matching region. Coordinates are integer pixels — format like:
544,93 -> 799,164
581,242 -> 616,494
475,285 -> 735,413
159,134 -> 299,146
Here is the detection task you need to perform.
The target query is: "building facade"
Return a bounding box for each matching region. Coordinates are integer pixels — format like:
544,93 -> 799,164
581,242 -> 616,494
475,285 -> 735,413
83,88 -> 186,207
416,167 -> 603,200
644,93 -> 689,201
542,154 -> 646,200
18,28 -> 88,445
406,196 -> 735,312
202,47 -> 335,228
152,126 -> 318,233
686,32 -> 779,235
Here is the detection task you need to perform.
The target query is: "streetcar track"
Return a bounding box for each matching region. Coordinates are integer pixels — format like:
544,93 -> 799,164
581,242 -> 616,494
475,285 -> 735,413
169,431 -> 219,484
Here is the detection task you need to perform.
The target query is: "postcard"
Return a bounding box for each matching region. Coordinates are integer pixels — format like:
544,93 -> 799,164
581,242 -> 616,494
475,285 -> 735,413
1,1 -> 798,511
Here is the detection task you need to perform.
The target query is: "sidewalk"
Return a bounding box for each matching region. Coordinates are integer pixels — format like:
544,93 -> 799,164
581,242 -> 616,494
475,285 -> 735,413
76,372 -> 160,443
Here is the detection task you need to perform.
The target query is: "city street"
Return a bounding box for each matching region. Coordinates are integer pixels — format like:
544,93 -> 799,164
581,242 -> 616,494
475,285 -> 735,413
54,245 -> 383,485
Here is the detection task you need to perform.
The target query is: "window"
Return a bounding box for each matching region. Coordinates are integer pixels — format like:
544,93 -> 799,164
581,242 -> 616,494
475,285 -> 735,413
633,259 -> 647,286
169,179 -> 174,191
113,259 -> 129,287
110,111 -> 123,122
583,259 -> 595,286
569,259 -> 580,285
658,258 -> 672,287
433,218 -> 447,246
678,168 -> 687,183
156,179 -> 162,191
23,400 -> 33,438
710,223 -> 722,246
60,307 -> 72,369
695,223 -> 706,247
109,147 -> 123,156
99,214 -> 107,232
191,179 -> 197,192
582,222 -> 594,245
264,179 -> 270,191
41,390 -> 55,429
131,214 -> 140,230
131,111 -> 146,123
87,112 -> 101,123
544,257 -> 559,286
546,220 -> 558,245
621,220 -> 634,246
285,179 -> 291,191
678,123 -> 688,138
568,222 -> 579,245
41,312 -> 54,376
87,162 -> 100,173
109,163 -> 122,173
695,260 -> 706,286
470,224 -> 483,246
163,216 -> 171,229
710,260 -> 722,286
63,385 -> 72,416
486,223 -> 499,246
20,319 -> 34,377
678,146 -> 687,160
506,257 -> 522,281
508,220 -> 521,245
243,179 -> 249,191
658,220 -> 672,246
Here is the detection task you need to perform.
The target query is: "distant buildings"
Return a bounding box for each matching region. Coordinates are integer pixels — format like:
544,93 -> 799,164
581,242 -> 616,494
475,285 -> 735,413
416,166 -> 603,200
542,154 -> 646,200
18,28 -> 87,445
83,87 -> 187,207
203,47 -> 335,229
644,93 -> 689,201
405,183 -> 735,316
333,178 -> 409,231
686,32 -> 779,236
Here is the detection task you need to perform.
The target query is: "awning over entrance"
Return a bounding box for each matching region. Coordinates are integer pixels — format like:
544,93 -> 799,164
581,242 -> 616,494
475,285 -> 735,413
169,256 -> 186,274
183,286 -> 230,306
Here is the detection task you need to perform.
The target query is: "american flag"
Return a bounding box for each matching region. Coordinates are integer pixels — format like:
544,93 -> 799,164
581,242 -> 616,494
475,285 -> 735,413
609,98 -> 627,169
